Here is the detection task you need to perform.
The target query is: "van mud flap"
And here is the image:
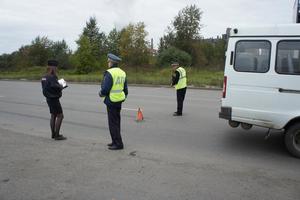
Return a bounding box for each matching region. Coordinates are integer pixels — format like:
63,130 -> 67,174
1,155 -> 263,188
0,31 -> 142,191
219,107 -> 232,120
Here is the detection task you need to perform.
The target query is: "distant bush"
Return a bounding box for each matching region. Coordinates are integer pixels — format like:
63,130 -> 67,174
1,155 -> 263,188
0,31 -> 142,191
157,46 -> 192,67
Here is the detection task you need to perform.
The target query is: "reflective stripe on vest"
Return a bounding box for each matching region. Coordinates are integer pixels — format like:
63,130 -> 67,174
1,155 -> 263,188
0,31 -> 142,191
107,68 -> 126,102
175,67 -> 187,90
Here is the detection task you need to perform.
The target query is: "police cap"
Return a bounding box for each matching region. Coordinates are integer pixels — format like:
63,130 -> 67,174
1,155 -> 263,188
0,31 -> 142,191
47,60 -> 58,67
108,53 -> 122,63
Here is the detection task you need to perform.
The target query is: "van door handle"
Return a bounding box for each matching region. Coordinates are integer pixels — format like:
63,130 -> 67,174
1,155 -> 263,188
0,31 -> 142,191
278,88 -> 300,94
230,51 -> 234,65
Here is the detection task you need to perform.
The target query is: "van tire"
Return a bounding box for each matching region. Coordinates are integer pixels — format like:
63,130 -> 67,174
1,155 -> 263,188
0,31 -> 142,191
241,123 -> 252,130
285,123 -> 300,158
229,120 -> 240,128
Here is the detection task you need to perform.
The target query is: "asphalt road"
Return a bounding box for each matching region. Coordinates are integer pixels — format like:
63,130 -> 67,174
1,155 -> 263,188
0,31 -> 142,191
0,80 -> 299,199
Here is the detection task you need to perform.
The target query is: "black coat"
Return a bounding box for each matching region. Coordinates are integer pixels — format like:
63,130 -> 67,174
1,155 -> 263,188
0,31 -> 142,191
41,74 -> 63,99
171,71 -> 180,86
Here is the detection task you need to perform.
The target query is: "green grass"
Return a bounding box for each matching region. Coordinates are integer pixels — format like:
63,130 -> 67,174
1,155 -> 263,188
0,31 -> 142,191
0,66 -> 224,87
0,67 -> 45,80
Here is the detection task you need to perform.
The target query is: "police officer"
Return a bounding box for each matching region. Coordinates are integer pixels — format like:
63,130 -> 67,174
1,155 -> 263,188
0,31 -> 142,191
41,60 -> 66,140
99,53 -> 128,150
171,62 -> 187,116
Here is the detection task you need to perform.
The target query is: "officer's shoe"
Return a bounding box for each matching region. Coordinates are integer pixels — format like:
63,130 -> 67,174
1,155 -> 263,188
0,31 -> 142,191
173,112 -> 182,116
54,135 -> 67,140
107,142 -> 114,147
108,144 -> 124,150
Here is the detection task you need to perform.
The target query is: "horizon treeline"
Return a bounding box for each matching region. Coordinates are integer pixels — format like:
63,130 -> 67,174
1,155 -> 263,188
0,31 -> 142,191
0,5 -> 226,73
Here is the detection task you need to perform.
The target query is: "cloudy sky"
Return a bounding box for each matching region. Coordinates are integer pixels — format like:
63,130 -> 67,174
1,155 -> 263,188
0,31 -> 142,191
0,0 -> 296,54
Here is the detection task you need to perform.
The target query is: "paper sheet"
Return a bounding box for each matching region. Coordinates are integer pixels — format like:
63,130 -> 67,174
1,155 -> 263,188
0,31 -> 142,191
58,78 -> 68,88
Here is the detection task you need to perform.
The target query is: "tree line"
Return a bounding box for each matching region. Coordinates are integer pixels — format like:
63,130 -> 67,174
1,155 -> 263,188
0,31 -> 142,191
0,5 -> 226,73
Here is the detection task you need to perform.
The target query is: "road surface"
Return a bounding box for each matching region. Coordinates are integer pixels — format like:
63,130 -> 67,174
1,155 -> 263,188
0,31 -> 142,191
0,80 -> 299,200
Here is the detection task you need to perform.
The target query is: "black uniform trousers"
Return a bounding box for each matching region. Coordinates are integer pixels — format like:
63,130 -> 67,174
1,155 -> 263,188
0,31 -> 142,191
107,106 -> 123,147
176,87 -> 187,114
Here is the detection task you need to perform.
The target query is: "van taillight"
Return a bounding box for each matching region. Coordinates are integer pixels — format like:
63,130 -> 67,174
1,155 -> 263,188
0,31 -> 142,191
222,76 -> 227,98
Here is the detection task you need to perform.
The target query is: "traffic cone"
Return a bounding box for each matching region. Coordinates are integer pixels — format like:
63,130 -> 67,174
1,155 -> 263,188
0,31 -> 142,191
136,107 -> 144,122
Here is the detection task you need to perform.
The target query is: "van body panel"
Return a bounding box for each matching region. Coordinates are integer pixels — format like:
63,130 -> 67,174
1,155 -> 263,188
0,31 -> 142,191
230,24 -> 300,37
220,25 -> 300,130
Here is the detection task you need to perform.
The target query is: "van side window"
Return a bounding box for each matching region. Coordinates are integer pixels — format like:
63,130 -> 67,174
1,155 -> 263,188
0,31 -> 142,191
234,41 -> 271,73
276,41 -> 300,75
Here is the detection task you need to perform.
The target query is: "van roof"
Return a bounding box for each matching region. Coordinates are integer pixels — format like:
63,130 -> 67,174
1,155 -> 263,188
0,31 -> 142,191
229,24 -> 300,37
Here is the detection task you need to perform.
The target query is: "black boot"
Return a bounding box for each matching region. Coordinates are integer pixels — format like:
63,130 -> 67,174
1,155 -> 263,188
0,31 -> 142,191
173,112 -> 182,116
54,134 -> 67,140
107,142 -> 114,147
108,143 -> 124,150
53,114 -> 66,140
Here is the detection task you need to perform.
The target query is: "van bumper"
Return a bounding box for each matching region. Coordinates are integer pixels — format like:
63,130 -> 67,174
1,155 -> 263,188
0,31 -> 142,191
219,107 -> 232,120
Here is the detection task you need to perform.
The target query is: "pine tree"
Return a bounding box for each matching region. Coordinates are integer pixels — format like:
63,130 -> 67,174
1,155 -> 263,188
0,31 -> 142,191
107,28 -> 121,55
82,17 -> 107,59
74,35 -> 96,74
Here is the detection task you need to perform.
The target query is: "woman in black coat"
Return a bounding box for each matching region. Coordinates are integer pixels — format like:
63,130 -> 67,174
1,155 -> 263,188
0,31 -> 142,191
41,60 -> 66,140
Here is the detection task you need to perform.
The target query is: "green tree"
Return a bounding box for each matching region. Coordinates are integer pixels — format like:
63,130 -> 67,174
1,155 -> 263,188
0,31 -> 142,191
13,45 -> 32,68
29,36 -> 52,66
0,53 -> 14,70
82,17 -> 107,59
119,22 -> 150,65
106,28 -> 121,55
157,46 -> 192,67
0,36 -> 73,70
158,28 -> 175,54
190,42 -> 208,67
159,5 -> 203,66
173,5 -> 202,47
74,35 -> 97,74
214,39 -> 226,69
195,38 -> 226,69
49,40 -> 72,69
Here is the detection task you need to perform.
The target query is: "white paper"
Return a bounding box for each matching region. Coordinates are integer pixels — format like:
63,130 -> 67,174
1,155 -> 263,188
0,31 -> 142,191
58,78 -> 67,88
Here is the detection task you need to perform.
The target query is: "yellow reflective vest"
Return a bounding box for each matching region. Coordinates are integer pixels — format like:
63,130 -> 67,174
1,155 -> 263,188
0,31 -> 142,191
175,67 -> 187,90
106,67 -> 126,102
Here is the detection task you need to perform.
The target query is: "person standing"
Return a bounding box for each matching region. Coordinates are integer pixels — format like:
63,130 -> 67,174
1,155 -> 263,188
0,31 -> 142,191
41,60 -> 67,140
99,53 -> 128,150
171,62 -> 187,116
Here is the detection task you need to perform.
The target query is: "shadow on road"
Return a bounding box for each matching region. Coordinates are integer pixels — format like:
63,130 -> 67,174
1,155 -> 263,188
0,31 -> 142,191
221,128 -> 292,158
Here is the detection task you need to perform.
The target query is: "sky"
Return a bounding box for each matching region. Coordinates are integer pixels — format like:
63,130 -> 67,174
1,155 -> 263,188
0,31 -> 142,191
0,0 -> 296,54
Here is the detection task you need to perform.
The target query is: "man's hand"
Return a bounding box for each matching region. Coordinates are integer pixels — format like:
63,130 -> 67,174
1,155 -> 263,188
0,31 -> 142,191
99,91 -> 106,98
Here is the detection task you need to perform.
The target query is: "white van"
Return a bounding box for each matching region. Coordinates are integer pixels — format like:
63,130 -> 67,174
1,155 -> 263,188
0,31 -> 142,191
219,24 -> 300,158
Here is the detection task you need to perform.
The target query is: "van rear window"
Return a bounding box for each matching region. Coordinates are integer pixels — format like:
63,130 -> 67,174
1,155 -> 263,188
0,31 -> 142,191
276,41 -> 300,75
234,41 -> 271,73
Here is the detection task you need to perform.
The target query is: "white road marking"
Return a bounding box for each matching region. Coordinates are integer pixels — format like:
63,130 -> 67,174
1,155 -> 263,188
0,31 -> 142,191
122,108 -> 138,111
146,87 -> 166,91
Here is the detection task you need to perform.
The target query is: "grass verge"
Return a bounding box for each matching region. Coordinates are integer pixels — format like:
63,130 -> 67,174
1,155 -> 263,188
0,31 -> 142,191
0,66 -> 224,88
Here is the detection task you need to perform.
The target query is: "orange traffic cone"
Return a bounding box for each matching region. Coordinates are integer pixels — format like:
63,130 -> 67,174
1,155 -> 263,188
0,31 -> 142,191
136,107 -> 144,122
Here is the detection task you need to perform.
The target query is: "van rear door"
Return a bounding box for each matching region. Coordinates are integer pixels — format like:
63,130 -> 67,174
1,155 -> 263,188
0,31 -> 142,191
222,38 -> 300,129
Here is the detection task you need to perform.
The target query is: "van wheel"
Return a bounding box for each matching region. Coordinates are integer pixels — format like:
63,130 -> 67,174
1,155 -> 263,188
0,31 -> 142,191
285,123 -> 300,158
229,120 -> 240,128
241,123 -> 252,130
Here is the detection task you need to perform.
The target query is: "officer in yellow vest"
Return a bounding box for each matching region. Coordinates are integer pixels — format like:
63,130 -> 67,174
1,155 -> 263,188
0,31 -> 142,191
171,62 -> 187,116
99,53 -> 128,150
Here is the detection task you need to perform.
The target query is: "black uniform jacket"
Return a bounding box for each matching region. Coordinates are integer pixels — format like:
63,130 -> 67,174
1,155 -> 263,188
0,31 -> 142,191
41,74 -> 63,99
172,71 -> 180,86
